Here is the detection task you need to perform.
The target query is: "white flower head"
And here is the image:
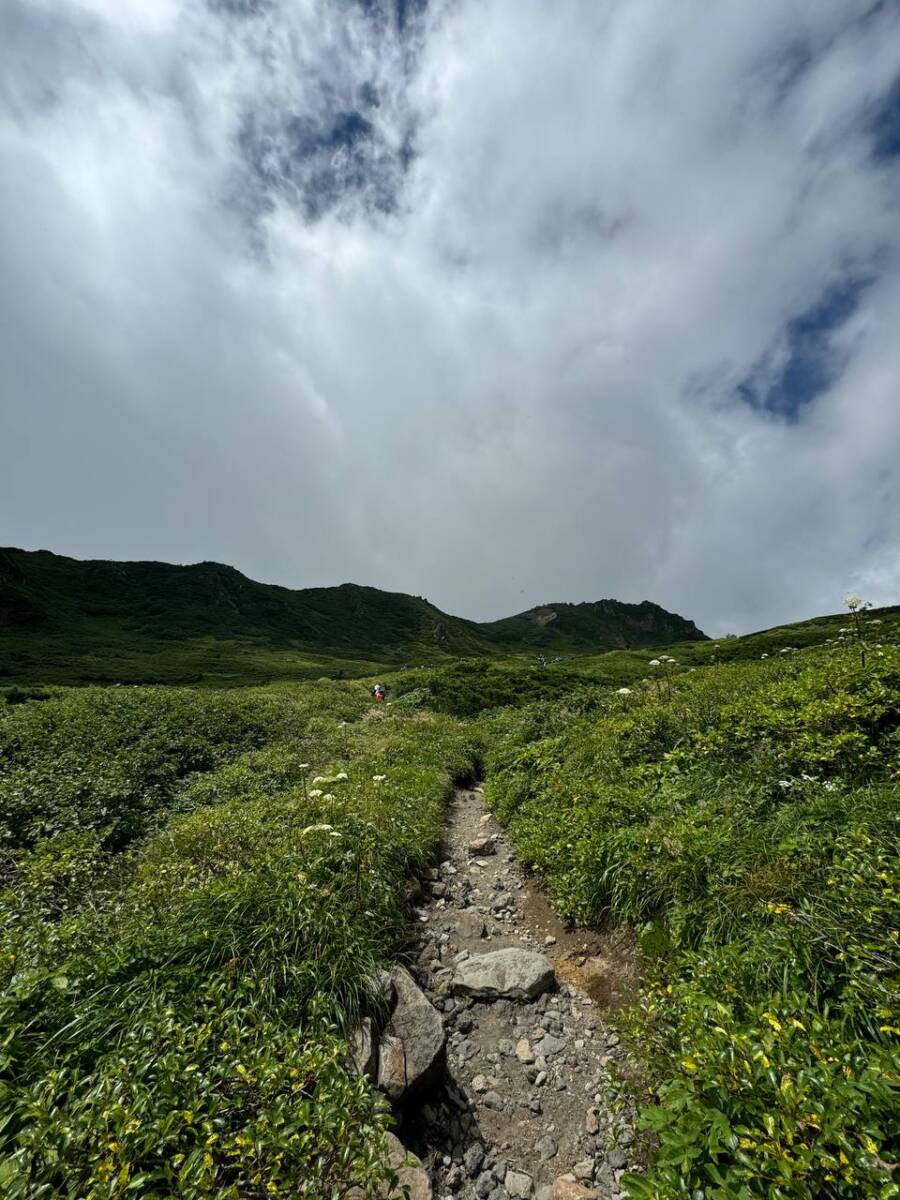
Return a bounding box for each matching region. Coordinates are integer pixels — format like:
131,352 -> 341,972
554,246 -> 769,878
312,776 -> 326,785
373,774 -> 387,783
308,789 -> 323,798
616,687 -> 632,696
649,659 -> 661,667
335,772 -> 348,781
298,763 -> 310,770
845,594 -> 862,611
761,653 -> 769,659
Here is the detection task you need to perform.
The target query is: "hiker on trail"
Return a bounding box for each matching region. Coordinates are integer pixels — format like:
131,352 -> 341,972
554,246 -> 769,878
372,684 -> 386,702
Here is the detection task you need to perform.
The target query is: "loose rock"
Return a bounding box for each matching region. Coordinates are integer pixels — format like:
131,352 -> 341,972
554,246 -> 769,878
452,949 -> 555,1002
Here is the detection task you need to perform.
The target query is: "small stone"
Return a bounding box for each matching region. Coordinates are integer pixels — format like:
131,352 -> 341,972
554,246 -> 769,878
515,1038 -> 535,1064
585,1111 -> 599,1135
535,1034 -> 565,1058
548,1180 -> 598,1200
482,1090 -> 504,1110
536,1136 -> 558,1161
464,1145 -> 485,1176
475,1172 -> 496,1199
498,1038 -> 515,1057
544,935 -> 557,946
505,1169 -> 534,1198
534,1071 -> 547,1086
607,1150 -> 627,1170
468,836 -> 497,856
573,1162 -> 594,1182
529,1096 -> 542,1114
472,1074 -> 489,1092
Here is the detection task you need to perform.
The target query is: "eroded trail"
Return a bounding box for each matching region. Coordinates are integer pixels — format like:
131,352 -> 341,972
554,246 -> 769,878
403,785 -> 640,1200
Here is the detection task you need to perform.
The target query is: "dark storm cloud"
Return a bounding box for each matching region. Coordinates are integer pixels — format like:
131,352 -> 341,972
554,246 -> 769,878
2,0 -> 900,636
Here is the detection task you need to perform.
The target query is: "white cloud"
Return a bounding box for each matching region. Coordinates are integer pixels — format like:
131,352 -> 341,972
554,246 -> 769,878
1,0 -> 899,634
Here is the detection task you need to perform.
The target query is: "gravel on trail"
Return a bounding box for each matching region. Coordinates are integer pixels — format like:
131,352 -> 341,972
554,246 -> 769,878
399,785 -> 642,1200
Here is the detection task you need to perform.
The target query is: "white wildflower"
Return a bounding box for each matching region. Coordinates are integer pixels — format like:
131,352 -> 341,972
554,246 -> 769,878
777,779 -> 792,789
373,774 -> 387,783
761,653 -> 769,659
616,687 -> 632,696
649,659 -> 661,667
308,789 -> 323,798
845,594 -> 862,611
323,793 -> 336,801
298,763 -> 310,770
312,776 -> 326,784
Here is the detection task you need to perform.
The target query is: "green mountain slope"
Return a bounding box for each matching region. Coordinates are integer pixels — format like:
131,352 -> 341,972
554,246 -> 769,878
482,599 -> 704,650
0,548 -> 706,684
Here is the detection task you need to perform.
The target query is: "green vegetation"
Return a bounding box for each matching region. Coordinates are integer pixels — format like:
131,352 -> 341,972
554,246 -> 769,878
0,681 -> 480,1197
485,629 -> 900,1199
0,547 -> 704,686
3,570 -> 899,1199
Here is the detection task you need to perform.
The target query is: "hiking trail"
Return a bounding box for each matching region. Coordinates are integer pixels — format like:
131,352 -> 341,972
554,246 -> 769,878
400,783 -> 642,1200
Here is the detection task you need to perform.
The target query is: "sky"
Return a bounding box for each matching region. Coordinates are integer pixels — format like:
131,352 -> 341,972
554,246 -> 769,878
2,0 -> 900,636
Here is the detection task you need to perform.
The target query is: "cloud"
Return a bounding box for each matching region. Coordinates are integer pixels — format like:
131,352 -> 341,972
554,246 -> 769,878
1,0 -> 899,634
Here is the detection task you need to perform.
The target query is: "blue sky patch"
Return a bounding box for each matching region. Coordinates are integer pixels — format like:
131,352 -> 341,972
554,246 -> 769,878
736,276 -> 872,420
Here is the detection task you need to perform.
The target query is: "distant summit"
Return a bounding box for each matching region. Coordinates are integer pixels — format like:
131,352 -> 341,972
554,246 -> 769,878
0,547 -> 706,682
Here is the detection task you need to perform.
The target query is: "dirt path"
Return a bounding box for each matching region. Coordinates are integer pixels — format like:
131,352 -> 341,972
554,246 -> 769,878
402,785 -> 641,1200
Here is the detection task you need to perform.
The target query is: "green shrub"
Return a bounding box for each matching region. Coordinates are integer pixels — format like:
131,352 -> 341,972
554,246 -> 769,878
484,644 -> 900,1200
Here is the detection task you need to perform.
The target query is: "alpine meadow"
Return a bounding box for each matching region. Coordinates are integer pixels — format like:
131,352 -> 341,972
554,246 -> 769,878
3,1 -> 900,1198
1,557 -> 898,1198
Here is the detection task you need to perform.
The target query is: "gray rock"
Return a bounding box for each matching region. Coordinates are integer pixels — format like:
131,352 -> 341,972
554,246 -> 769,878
607,1149 -> 627,1170
573,1162 -> 594,1182
536,1136 -> 558,1161
585,1111 -> 599,1135
452,949 -> 555,1002
377,1034 -> 407,1100
535,1034 -> 565,1058
347,1016 -> 376,1079
377,1133 -> 433,1200
464,1145 -> 486,1176
386,966 -> 446,1097
505,1169 -> 534,1198
475,1172 -> 496,1198
482,1090 -> 505,1110
468,836 -> 497,856
457,910 -> 488,940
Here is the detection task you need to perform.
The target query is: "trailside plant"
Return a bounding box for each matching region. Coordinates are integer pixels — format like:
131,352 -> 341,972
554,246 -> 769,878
483,643 -> 900,1200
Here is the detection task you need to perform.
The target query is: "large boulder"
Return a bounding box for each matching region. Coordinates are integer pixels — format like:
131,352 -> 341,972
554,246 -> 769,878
451,949 -> 555,1001
377,1034 -> 407,1101
348,1133 -> 432,1200
385,966 -> 446,1096
383,1133 -> 432,1200
348,1016 -> 377,1080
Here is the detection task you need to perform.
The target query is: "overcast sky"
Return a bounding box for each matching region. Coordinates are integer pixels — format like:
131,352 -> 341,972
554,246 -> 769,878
2,0 -> 899,635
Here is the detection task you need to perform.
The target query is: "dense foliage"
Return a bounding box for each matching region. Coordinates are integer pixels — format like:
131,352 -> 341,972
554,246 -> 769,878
0,682 -> 480,1197
0,547 -> 704,686
485,639 -> 900,1200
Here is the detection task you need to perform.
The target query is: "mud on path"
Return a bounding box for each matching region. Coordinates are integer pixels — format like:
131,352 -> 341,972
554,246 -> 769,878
400,785 -> 642,1200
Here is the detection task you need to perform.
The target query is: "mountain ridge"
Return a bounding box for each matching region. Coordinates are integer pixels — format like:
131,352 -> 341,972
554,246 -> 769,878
0,546 -> 706,668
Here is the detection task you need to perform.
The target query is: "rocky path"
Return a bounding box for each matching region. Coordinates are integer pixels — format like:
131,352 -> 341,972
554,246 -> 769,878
399,785 -> 641,1200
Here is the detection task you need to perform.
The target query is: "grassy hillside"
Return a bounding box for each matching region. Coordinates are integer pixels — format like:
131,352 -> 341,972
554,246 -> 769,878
0,548 -> 705,685
483,622 -> 900,1199
0,680 -> 482,1197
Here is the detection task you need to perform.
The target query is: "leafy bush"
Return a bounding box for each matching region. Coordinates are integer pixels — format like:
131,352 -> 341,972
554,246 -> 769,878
0,683 -> 481,1197
484,645 -> 900,1199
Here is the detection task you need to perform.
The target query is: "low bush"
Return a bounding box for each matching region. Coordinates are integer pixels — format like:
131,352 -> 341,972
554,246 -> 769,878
0,684 -> 481,1197
484,644 -> 900,1200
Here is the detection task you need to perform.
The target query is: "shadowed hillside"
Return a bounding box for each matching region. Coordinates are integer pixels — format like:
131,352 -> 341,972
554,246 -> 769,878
0,548 -> 705,685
